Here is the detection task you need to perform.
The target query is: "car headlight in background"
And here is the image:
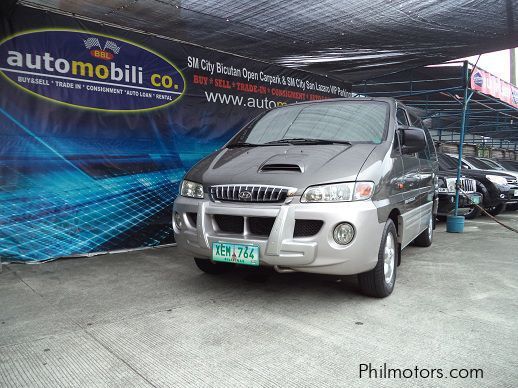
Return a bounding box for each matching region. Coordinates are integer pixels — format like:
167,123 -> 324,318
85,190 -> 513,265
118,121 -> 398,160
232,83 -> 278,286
446,178 -> 457,192
485,175 -> 508,186
301,181 -> 374,203
180,180 -> 204,198
437,177 -> 457,193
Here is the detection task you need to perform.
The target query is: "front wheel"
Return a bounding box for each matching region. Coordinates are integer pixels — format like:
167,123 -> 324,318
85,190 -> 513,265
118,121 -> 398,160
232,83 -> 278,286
358,219 -> 398,298
413,211 -> 433,247
486,203 -> 505,216
463,206 -> 481,219
194,258 -> 234,274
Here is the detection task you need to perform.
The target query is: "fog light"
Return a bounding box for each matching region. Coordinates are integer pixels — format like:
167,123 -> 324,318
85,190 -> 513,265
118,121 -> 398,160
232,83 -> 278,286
333,222 -> 355,245
174,212 -> 183,229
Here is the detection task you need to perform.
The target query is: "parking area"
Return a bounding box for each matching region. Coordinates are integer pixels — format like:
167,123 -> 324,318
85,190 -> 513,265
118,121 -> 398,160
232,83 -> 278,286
1,213 -> 517,387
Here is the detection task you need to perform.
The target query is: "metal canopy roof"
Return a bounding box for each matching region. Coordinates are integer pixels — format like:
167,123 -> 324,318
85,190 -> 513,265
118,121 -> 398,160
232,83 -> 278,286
353,62 -> 518,149
17,0 -> 518,83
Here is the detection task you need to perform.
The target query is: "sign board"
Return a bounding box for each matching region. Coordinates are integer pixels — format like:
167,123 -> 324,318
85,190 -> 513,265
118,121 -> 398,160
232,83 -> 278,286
470,67 -> 518,108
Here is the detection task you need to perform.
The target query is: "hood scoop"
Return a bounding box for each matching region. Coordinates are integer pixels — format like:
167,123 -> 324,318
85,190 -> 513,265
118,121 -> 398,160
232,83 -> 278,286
259,163 -> 303,173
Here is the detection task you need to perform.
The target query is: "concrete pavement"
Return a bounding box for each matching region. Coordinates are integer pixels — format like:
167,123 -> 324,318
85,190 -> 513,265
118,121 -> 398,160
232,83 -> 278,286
1,213 -> 517,387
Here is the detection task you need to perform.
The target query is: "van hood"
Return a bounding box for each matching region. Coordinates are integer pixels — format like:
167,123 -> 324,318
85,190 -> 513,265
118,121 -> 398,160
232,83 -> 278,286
186,144 -> 377,192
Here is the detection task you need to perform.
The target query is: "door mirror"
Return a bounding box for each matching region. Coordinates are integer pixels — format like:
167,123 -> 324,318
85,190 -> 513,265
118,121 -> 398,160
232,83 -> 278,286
398,126 -> 426,154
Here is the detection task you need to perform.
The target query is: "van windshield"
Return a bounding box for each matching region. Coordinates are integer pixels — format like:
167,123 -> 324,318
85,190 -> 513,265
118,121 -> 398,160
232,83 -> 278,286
230,101 -> 389,146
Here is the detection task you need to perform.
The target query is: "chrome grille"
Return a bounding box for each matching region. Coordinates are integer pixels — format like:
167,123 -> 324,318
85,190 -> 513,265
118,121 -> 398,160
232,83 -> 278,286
505,177 -> 517,185
210,185 -> 295,203
460,178 -> 476,193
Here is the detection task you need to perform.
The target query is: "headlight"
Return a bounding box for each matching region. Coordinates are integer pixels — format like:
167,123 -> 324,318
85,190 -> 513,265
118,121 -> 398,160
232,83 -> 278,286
445,178 -> 457,192
485,175 -> 507,185
301,181 -> 374,203
180,180 -> 204,198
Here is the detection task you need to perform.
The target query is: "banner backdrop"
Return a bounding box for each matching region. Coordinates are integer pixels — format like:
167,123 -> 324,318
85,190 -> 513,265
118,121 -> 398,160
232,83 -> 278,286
0,7 -> 350,262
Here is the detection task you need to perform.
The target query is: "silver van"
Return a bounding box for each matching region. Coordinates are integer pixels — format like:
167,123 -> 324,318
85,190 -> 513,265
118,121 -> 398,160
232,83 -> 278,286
173,98 -> 438,297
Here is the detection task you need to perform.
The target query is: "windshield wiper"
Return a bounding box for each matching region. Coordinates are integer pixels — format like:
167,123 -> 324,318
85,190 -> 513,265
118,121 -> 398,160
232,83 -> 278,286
226,142 -> 260,148
264,138 -> 351,145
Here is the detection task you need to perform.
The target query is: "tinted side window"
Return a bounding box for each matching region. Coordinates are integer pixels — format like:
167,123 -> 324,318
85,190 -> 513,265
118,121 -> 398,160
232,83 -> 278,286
417,129 -> 435,160
417,130 -> 428,159
396,108 -> 409,125
393,128 -> 402,153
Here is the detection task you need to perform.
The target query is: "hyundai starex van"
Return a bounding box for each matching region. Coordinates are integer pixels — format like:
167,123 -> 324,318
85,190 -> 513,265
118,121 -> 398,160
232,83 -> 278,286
173,98 -> 439,297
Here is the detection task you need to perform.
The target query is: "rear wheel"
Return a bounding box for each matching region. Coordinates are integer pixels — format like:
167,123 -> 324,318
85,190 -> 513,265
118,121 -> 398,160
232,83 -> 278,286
194,258 -> 234,274
358,219 -> 397,298
486,203 -> 505,216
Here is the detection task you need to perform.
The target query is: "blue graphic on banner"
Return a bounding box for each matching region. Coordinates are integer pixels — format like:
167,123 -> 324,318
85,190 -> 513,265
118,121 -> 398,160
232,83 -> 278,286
0,106 -> 187,260
0,29 -> 186,111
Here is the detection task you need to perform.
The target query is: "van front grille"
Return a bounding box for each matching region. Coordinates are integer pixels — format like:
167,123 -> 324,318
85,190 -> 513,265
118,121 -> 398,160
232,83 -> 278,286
211,215 -> 323,238
210,184 -> 295,203
248,217 -> 276,236
186,212 -> 198,227
293,220 -> 323,237
212,215 -> 275,236
213,215 -> 244,234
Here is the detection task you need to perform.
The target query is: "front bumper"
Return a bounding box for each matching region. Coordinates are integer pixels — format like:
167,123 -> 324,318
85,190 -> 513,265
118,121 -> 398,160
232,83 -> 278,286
437,192 -> 482,216
506,185 -> 518,204
172,196 -> 384,275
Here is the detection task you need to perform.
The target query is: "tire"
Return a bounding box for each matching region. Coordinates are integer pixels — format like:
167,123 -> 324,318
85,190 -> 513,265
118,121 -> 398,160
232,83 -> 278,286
414,210 -> 434,247
358,219 -> 398,298
194,258 -> 234,274
463,206 -> 481,220
436,215 -> 447,222
486,203 -> 505,216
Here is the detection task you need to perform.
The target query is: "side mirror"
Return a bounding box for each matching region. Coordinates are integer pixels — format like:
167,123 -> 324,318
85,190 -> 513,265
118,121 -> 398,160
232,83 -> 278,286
398,126 -> 426,154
